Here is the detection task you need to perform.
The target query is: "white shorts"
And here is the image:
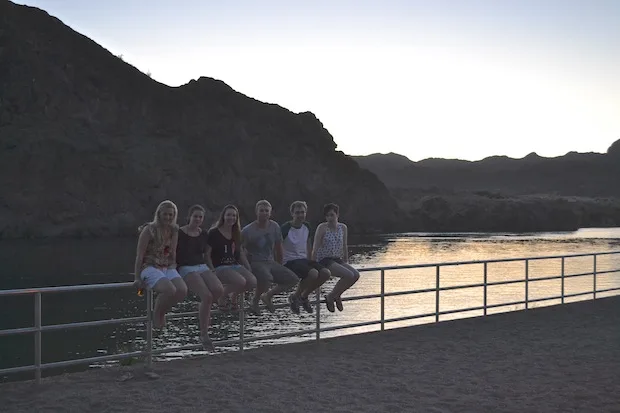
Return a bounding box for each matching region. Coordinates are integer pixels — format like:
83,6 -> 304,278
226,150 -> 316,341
178,264 -> 210,278
141,266 -> 181,289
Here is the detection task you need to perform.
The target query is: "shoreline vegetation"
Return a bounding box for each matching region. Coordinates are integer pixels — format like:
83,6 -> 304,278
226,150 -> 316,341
1,192 -> 618,240
398,191 -> 620,233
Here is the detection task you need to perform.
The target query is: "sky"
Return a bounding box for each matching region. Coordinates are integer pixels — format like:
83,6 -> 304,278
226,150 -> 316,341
16,0 -> 620,161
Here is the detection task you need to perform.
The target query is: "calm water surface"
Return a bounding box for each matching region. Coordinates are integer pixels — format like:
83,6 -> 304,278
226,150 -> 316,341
1,228 -> 619,381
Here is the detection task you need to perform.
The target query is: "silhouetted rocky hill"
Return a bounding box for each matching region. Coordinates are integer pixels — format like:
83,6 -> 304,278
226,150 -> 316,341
0,0 -> 401,238
354,143 -> 620,197
354,144 -> 620,232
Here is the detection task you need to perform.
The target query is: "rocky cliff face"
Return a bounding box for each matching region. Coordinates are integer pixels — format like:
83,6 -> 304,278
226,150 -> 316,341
0,1 -> 401,238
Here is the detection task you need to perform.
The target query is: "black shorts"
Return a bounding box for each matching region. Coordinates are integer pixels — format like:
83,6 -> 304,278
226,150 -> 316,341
284,259 -> 325,279
318,257 -> 344,267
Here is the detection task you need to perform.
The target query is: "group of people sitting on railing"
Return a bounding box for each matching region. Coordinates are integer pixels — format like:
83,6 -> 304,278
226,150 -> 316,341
133,199 -> 360,350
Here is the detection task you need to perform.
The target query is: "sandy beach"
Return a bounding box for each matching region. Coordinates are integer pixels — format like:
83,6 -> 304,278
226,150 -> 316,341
2,296 -> 619,413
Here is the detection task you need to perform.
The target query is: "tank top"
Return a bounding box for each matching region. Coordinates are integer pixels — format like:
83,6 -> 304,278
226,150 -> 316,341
142,224 -> 178,269
176,228 -> 208,266
315,223 -> 344,262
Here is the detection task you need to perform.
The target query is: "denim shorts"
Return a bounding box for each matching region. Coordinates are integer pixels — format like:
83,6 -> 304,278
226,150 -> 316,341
141,266 -> 181,289
178,264 -> 210,278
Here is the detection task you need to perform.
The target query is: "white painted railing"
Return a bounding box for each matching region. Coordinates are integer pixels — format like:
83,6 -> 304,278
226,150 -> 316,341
1,251 -> 618,384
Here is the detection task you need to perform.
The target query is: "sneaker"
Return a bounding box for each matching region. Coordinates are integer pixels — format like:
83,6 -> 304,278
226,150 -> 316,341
249,300 -> 261,315
288,294 -> 301,314
300,296 -> 313,314
325,294 -> 336,313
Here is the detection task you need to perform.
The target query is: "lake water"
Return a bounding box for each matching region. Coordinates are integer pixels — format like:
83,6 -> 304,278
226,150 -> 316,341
1,228 -> 620,382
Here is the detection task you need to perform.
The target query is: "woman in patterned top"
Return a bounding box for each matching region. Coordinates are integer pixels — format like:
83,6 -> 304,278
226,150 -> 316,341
133,200 -> 188,328
312,203 -> 360,312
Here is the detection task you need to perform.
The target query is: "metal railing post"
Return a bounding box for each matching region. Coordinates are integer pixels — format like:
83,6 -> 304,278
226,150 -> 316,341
34,292 -> 42,384
435,265 -> 440,323
380,270 -> 385,331
593,254 -> 597,299
525,259 -> 529,310
315,287 -> 321,342
483,262 -> 488,316
561,257 -> 565,304
146,290 -> 153,368
238,294 -> 244,354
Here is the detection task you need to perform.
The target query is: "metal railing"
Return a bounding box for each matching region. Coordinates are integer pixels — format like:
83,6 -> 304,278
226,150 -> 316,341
1,250 -> 619,384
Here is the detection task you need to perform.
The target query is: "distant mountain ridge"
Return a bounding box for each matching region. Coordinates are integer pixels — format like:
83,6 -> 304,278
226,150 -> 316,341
354,143 -> 620,197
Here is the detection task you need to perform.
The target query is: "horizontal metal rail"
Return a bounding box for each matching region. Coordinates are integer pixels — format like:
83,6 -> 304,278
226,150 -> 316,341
355,251 -> 620,273
0,282 -> 134,297
0,250 -> 618,384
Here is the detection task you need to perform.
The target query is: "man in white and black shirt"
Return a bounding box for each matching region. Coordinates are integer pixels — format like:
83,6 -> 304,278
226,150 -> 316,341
281,201 -> 331,314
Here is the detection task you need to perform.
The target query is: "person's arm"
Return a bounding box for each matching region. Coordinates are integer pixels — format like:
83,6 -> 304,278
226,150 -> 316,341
342,223 -> 349,263
205,245 -> 216,271
239,227 -> 252,270
240,246 -> 251,271
169,228 -> 179,269
274,240 -> 284,264
204,231 -> 216,271
307,237 -> 313,260
311,224 -> 325,261
133,227 -> 151,286
306,222 -> 313,260
274,222 -> 284,264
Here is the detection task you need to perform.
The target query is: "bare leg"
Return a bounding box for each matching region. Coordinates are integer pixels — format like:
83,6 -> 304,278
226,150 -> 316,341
215,268 -> 248,309
296,269 -> 318,298
151,278 -> 177,328
200,270 -> 224,346
289,269 -> 317,314
162,277 -> 187,313
262,264 -> 299,313
184,272 -> 214,349
201,270 -> 224,305
250,264 -> 272,313
302,268 -> 331,298
326,263 -> 360,312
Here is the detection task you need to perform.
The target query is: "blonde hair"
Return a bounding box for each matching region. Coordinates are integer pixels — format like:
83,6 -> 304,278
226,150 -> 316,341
255,199 -> 272,212
138,200 -> 179,233
289,200 -> 308,213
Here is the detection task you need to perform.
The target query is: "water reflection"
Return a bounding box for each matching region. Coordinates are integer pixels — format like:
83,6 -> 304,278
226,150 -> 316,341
1,228 -> 619,382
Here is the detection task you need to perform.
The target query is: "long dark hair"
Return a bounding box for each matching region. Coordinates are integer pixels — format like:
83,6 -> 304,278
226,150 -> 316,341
186,204 -> 206,224
212,204 -> 241,245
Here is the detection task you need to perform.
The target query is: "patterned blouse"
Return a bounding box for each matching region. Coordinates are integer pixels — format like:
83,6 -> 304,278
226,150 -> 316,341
315,223 -> 344,262
142,224 -> 178,269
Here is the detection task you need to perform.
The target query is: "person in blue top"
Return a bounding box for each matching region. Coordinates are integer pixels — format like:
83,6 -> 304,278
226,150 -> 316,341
280,201 -> 331,314
241,200 -> 299,314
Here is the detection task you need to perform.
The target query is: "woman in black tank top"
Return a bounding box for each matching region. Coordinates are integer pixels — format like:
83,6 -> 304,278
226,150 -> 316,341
176,205 -> 224,350
206,205 -> 257,311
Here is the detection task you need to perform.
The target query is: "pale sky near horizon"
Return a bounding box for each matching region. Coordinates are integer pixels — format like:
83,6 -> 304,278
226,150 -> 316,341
15,0 -> 620,161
